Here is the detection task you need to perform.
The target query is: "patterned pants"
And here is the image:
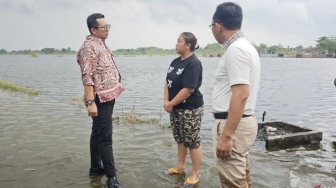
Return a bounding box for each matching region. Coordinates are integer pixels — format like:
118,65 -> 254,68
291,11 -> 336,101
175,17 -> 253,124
169,106 -> 204,149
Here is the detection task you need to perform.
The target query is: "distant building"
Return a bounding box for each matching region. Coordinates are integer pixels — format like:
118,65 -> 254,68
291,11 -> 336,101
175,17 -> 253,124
297,46 -> 325,58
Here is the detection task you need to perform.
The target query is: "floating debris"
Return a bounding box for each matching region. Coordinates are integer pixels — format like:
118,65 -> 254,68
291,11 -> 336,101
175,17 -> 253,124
24,168 -> 36,171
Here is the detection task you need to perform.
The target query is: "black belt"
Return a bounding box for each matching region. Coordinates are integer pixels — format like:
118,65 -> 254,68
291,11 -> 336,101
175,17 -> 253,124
213,112 -> 252,119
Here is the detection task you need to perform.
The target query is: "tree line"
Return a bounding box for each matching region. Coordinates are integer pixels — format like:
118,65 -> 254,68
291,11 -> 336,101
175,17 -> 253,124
0,47 -> 76,55
114,36 -> 336,56
254,36 -> 336,55
1,36 -> 335,56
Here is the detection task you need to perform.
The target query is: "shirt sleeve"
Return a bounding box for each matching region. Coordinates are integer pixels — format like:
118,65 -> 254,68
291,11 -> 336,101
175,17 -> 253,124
181,61 -> 202,88
78,44 -> 98,86
225,46 -> 250,86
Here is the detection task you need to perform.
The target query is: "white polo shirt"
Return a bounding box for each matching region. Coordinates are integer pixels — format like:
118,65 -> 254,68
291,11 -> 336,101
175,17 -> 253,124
212,37 -> 260,115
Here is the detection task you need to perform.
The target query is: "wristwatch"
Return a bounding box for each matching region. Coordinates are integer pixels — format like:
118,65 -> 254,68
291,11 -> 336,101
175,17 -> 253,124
86,99 -> 95,105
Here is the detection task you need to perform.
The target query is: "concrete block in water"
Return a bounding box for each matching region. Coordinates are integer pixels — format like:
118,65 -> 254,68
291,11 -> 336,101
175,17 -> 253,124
257,121 -> 322,149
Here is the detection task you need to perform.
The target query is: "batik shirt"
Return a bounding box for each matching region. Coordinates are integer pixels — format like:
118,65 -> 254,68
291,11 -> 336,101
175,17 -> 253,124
77,35 -> 124,103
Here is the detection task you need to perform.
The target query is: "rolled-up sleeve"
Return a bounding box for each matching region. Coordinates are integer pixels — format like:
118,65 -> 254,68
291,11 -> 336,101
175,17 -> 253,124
78,44 -> 98,86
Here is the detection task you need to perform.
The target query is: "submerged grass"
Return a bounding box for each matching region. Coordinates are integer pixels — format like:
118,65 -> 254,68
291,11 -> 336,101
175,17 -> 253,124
113,103 -> 170,128
0,80 -> 40,95
69,96 -> 85,113
70,96 -> 83,103
31,51 -> 38,58
70,97 -> 171,127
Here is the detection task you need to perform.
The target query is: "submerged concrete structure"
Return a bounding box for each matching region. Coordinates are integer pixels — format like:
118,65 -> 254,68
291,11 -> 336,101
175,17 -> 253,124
257,121 -> 322,149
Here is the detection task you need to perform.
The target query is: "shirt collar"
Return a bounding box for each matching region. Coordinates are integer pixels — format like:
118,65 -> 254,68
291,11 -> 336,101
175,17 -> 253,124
85,35 -> 113,55
220,31 -> 244,49
86,35 -> 104,44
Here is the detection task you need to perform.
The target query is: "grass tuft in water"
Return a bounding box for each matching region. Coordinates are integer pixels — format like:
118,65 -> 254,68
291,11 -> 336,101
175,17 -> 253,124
31,51 -> 38,58
69,96 -> 85,112
113,102 -> 170,128
0,80 -> 39,95
70,97 -> 171,127
70,96 -> 83,103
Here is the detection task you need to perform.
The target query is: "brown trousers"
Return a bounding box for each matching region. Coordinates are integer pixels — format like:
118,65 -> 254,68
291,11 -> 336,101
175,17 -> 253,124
212,116 -> 258,188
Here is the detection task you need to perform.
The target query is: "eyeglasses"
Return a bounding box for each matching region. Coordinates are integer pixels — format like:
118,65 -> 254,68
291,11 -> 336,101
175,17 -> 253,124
209,23 -> 215,28
97,24 -> 111,31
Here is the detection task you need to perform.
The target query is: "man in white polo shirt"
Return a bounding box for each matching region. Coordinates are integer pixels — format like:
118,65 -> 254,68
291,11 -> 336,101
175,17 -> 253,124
210,2 -> 261,188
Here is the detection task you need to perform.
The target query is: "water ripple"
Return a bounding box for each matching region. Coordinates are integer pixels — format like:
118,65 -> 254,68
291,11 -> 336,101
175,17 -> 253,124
1,55 -> 336,187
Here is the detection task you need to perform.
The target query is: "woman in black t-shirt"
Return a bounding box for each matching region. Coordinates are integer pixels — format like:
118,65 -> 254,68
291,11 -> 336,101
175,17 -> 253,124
163,32 -> 204,186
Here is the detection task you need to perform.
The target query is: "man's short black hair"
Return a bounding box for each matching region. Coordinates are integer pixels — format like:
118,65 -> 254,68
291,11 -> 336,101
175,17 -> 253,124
87,13 -> 105,34
212,2 -> 243,30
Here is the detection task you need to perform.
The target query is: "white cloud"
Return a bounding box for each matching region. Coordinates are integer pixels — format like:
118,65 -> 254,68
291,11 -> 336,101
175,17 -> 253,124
0,0 -> 335,51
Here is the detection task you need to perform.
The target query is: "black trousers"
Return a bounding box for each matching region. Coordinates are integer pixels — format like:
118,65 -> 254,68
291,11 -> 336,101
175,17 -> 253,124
90,98 -> 116,178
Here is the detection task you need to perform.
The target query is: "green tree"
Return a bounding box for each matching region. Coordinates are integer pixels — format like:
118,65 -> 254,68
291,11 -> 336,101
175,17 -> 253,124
293,45 -> 304,53
203,43 -> 222,56
316,36 -> 336,54
23,49 -> 32,54
257,43 -> 268,54
0,49 -> 7,54
316,36 -> 328,43
41,48 -> 56,54
268,45 -> 281,54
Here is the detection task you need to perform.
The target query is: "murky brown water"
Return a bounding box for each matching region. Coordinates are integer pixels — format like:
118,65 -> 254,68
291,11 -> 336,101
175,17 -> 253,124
0,55 -> 335,188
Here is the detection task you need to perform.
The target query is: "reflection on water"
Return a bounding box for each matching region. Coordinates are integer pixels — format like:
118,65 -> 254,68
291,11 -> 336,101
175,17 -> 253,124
0,55 -> 336,187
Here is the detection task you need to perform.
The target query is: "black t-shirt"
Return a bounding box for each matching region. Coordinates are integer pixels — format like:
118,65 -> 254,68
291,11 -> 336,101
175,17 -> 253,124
166,54 -> 204,109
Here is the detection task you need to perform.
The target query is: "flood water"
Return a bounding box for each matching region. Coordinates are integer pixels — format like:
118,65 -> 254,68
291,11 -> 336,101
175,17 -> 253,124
0,55 -> 335,188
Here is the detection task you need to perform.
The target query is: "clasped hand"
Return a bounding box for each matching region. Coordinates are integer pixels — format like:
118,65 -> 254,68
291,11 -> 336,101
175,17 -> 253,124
163,101 -> 173,113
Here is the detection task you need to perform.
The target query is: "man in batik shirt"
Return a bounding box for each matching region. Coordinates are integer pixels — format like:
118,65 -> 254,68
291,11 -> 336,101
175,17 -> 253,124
77,13 -> 124,188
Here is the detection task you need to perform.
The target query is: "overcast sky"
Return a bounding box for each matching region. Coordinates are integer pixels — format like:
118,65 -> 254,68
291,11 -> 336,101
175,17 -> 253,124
0,0 -> 335,51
